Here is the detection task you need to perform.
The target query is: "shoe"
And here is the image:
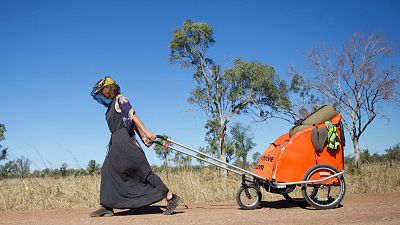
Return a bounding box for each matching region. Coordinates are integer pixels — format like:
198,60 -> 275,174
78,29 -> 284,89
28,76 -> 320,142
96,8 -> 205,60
89,206 -> 114,217
163,194 -> 181,215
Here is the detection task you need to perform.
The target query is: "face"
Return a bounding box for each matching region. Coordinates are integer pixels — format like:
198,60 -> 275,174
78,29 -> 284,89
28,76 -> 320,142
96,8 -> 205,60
101,86 -> 112,99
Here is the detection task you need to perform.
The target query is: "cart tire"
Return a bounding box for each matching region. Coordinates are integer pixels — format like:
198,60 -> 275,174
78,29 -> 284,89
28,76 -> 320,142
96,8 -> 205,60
236,184 -> 262,210
302,164 -> 346,209
283,187 -> 318,204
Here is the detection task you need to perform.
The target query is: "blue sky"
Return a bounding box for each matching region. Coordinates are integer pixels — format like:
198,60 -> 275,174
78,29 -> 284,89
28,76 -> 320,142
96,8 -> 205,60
1,0 -> 399,170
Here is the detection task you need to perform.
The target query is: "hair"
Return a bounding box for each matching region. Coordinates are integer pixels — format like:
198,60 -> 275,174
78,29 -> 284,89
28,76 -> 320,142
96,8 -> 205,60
107,83 -> 120,98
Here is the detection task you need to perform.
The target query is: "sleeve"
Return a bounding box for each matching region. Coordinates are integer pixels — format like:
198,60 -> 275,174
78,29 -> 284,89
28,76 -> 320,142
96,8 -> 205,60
91,83 -> 112,108
117,95 -> 135,131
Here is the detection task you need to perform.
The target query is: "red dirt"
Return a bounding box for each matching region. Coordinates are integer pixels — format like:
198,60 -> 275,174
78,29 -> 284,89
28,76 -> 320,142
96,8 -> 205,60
1,192 -> 399,225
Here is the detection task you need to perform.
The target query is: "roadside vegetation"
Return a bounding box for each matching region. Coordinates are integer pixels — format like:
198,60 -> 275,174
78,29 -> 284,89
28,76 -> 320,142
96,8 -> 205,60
0,144 -> 399,211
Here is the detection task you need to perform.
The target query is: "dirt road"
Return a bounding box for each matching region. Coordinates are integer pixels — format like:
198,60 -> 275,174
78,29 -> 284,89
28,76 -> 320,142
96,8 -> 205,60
1,192 -> 399,225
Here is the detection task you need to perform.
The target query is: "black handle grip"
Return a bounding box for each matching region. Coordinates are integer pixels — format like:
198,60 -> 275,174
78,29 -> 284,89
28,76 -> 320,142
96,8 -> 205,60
151,134 -> 169,145
152,140 -> 163,145
156,135 -> 168,140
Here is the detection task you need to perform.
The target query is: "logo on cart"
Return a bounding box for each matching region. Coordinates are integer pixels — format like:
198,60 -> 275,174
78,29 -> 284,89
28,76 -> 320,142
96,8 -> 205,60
260,155 -> 274,162
255,165 -> 264,170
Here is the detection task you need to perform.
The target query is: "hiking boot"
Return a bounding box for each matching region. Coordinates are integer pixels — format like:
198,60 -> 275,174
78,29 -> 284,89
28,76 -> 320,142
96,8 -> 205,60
89,206 -> 114,217
163,194 -> 181,215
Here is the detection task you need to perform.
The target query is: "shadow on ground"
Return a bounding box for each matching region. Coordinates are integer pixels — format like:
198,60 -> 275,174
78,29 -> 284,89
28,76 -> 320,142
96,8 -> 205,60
259,200 -> 307,209
114,199 -> 342,215
259,200 -> 343,210
114,205 -> 184,216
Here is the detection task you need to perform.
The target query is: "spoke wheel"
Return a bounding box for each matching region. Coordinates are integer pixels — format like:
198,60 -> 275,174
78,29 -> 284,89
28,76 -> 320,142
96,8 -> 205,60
236,184 -> 262,210
302,164 -> 346,209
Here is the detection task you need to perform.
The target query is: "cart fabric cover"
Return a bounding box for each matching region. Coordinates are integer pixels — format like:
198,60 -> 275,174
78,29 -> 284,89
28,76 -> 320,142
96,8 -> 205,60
311,126 -> 328,152
253,113 -> 344,183
289,105 -> 337,137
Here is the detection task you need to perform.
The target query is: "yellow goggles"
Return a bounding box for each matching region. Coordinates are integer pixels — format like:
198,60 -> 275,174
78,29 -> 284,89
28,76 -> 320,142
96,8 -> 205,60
94,77 -> 116,93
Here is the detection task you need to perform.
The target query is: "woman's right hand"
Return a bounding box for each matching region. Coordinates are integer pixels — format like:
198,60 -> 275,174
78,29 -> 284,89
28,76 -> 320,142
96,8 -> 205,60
96,78 -> 105,87
143,131 -> 156,147
146,131 -> 157,143
143,137 -> 153,147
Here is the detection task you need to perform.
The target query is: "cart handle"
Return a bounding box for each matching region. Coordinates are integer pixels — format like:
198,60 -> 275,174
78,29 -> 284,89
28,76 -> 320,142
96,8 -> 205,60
156,135 -> 168,140
151,134 -> 266,181
152,135 -> 171,148
152,140 -> 163,145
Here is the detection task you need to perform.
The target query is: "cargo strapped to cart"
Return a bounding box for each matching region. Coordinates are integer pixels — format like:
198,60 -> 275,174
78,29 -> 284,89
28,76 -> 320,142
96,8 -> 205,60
289,105 -> 337,137
311,126 -> 328,152
325,120 -> 340,150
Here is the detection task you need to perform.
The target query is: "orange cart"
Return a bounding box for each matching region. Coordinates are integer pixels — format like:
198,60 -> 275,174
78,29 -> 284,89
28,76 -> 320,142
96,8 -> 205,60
154,106 -> 346,210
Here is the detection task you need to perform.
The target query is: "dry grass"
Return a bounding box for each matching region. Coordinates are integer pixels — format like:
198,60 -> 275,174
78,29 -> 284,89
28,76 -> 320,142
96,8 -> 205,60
345,163 -> 400,193
0,176 -> 100,211
1,163 -> 399,211
160,169 -> 241,203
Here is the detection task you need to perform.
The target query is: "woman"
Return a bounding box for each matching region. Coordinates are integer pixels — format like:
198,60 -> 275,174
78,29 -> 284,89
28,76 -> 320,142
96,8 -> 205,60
89,76 -> 180,216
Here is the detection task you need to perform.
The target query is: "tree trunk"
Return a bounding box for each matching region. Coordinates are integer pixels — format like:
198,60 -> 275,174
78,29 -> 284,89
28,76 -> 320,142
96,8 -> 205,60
352,138 -> 361,168
164,157 -> 168,168
350,110 -> 362,168
218,119 -> 228,176
218,137 -> 228,176
163,154 -> 169,179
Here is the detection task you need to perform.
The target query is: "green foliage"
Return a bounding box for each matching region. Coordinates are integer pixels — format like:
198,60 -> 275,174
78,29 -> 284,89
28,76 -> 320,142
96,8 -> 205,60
86,160 -> 100,176
201,118 -> 235,162
0,124 -> 7,161
196,147 -> 207,167
153,135 -> 172,168
0,160 -> 17,178
172,152 -> 192,168
203,118 -> 222,157
60,163 -> 68,177
384,144 -> 400,162
252,152 -> 261,167
223,59 -> 291,118
230,122 -> 255,168
0,124 -> 6,141
345,143 -> 400,168
346,145 -> 400,174
0,156 -> 31,178
74,168 -> 87,176
224,138 -> 235,163
169,19 -> 215,69
0,148 -> 7,161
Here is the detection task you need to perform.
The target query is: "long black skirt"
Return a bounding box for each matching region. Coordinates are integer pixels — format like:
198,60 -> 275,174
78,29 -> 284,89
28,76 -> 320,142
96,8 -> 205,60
99,129 -> 169,209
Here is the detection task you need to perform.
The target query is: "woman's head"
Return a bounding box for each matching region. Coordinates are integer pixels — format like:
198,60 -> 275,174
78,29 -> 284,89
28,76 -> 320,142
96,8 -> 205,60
95,77 -> 120,99
101,83 -> 120,99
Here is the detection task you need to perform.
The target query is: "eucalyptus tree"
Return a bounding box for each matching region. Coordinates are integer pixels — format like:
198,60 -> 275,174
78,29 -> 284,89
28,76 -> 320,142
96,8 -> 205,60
169,19 -> 291,164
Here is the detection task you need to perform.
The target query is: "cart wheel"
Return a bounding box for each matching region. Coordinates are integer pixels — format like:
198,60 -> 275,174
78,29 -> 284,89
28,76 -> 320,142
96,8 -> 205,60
283,186 -> 318,204
236,184 -> 262,210
302,164 -> 346,209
